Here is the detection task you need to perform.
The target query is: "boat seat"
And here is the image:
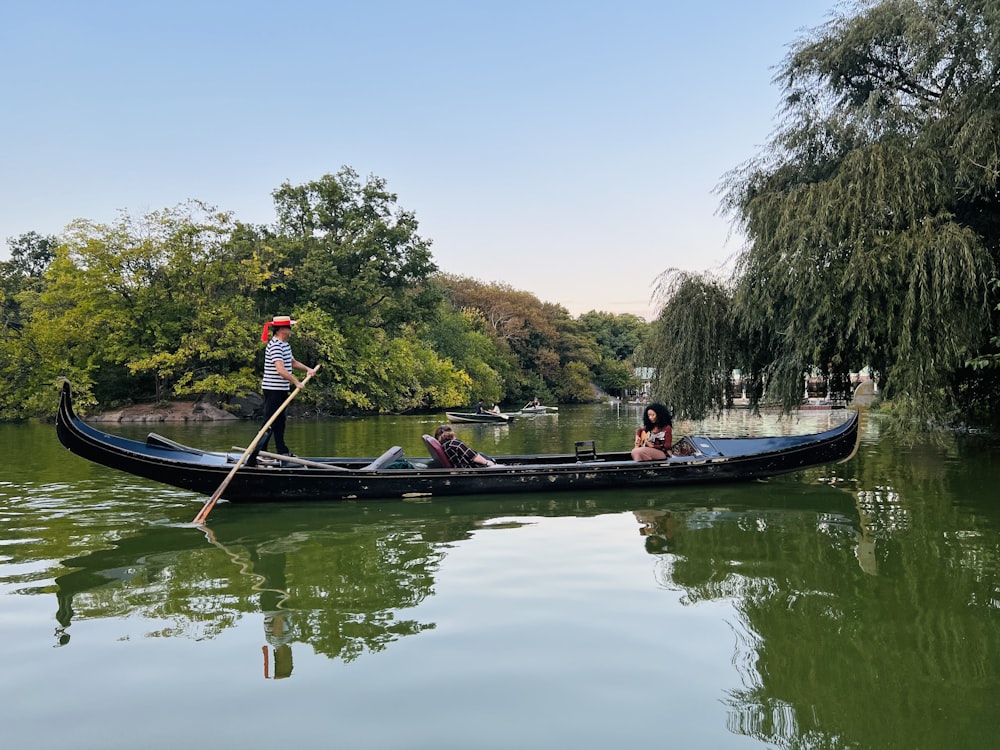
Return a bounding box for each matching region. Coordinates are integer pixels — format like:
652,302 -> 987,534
667,436 -> 700,458
575,440 -> 597,462
360,446 -> 405,471
686,437 -> 720,457
421,434 -> 453,468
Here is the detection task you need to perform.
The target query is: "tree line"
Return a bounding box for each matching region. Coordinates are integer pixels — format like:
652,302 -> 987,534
5,1 -> 999,430
0,168 -> 649,420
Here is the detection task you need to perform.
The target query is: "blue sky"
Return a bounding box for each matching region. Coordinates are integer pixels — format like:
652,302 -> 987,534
0,0 -> 839,319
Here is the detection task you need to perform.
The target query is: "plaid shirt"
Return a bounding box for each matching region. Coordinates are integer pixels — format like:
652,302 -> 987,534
441,438 -> 481,468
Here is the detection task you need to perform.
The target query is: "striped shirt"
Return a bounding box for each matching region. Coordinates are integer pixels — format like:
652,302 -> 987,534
262,338 -> 293,391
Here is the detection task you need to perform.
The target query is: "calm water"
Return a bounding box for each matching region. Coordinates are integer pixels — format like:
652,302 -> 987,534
2,404 -> 998,749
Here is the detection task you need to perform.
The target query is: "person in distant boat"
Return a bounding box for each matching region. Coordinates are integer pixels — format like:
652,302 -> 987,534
434,425 -> 497,467
490,402 -> 502,415
249,315 -> 317,465
631,403 -> 672,461
523,397 -> 541,409
476,399 -> 486,414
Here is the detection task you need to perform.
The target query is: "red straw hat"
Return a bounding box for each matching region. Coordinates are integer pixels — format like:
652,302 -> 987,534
260,315 -> 297,341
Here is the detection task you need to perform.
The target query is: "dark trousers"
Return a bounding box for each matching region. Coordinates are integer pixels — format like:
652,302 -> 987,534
257,388 -> 291,455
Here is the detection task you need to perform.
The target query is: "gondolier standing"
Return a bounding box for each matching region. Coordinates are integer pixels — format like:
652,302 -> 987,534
249,315 -> 317,464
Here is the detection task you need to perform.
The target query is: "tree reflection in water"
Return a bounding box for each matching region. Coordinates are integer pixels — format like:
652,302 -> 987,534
53,489 -> 862,673
53,506 -> 449,670
46,471 -> 1000,749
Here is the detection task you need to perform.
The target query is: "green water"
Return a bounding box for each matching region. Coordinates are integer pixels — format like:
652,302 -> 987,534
1,405 -> 997,749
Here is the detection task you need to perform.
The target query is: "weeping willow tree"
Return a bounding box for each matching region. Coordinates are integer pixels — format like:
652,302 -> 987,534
709,0 -> 1000,427
644,270 -> 738,419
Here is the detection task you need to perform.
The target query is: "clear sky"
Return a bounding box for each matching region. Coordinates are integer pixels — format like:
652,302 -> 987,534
0,0 -> 839,319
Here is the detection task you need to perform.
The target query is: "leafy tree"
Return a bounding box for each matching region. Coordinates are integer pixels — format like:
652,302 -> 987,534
969,279 -> 1000,372
552,315 -> 601,370
262,169 -> 443,411
17,245 -> 107,414
556,360 -> 595,403
578,310 -> 649,398
437,274 -> 603,402
440,276 -> 533,342
646,270 -> 738,419
123,209 -> 266,401
267,168 -> 438,333
437,274 -> 542,397
419,297 -> 508,406
15,204 -> 264,413
594,358 -> 638,399
1,231 -> 56,284
0,231 -> 56,331
0,232 -> 57,418
577,310 -> 649,361
328,325 -> 471,413
0,166 -> 649,419
714,0 -> 1000,426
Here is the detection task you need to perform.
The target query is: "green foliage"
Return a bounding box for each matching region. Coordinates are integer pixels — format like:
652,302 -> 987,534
246,304 -> 478,415
434,274 -> 642,404
52,204 -> 261,403
419,299 -> 506,406
0,171 -> 648,419
647,271 -> 737,419
594,358 -> 638,398
578,310 -> 648,397
577,310 -> 649,361
335,328 -> 473,413
18,246 -> 111,412
713,0 -> 1000,427
267,167 -> 439,333
968,278 -> 1000,372
556,360 -> 595,403
0,232 -> 58,418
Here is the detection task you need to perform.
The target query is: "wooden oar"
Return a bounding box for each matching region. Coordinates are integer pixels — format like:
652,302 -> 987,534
193,365 -> 320,524
230,448 -> 352,471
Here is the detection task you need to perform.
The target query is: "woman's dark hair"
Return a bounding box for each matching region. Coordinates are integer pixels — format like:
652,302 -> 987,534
642,403 -> 672,431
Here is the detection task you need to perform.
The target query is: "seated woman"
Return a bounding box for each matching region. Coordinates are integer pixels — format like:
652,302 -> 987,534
434,425 -> 498,467
631,403 -> 673,461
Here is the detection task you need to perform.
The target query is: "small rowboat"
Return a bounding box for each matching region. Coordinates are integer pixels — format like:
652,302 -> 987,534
445,411 -> 514,424
55,381 -> 861,505
519,405 -> 557,414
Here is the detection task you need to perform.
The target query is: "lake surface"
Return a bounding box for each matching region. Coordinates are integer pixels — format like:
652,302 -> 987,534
2,404 -> 998,749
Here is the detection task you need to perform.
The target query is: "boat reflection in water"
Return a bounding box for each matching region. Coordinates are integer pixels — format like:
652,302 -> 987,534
50,482 -> 861,677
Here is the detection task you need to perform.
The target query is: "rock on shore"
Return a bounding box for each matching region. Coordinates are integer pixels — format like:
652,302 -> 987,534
89,400 -> 239,423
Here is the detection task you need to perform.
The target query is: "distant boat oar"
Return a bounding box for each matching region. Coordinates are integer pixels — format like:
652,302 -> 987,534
192,365 -> 320,524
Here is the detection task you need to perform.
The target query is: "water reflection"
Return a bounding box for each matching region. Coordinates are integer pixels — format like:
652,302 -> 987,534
263,611 -> 293,679
21,458 -> 999,748
50,483 -> 861,667
6,409 -> 999,747
202,526 -> 295,679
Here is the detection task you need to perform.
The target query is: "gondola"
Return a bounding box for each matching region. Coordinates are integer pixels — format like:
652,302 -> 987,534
55,382 -> 860,504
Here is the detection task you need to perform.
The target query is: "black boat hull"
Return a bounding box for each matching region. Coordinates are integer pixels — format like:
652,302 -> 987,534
55,382 -> 860,503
